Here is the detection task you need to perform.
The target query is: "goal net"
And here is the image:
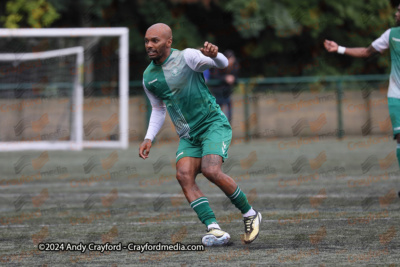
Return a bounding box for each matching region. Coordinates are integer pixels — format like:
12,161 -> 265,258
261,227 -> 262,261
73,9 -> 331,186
0,28 -> 129,151
0,47 -> 83,151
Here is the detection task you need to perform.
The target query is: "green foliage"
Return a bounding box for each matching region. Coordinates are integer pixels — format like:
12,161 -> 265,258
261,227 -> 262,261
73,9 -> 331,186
137,0 -> 203,50
217,0 -> 395,76
2,0 -> 60,28
0,0 -> 396,78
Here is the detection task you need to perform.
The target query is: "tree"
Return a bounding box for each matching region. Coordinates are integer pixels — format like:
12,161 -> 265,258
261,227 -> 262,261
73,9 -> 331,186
1,0 -> 59,28
215,0 -> 395,76
1,0 -> 396,78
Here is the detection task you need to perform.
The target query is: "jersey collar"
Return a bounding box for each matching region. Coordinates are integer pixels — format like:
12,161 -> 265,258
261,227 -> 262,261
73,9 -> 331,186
152,48 -> 177,66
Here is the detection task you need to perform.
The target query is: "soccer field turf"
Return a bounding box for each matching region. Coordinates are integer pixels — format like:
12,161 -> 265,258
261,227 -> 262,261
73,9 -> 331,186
0,137 -> 399,266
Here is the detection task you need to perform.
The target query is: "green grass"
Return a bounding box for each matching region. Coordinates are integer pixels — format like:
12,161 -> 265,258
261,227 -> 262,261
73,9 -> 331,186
0,137 -> 399,266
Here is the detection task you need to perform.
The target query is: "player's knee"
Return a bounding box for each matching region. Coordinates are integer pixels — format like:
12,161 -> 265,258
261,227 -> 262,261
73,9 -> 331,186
201,166 -> 221,179
176,168 -> 194,185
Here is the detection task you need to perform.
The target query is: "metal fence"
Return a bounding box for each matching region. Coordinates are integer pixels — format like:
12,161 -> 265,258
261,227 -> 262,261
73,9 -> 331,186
130,74 -> 390,142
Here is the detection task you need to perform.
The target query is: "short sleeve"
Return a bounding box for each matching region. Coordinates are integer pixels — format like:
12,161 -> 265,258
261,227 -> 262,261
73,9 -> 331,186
371,29 -> 391,53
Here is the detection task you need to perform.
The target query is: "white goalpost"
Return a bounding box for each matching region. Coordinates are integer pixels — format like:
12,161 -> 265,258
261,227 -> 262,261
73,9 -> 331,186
0,28 -> 129,151
0,47 -> 84,151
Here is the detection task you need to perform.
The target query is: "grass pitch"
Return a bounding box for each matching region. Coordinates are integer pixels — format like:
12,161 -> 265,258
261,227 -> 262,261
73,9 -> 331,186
0,136 -> 399,266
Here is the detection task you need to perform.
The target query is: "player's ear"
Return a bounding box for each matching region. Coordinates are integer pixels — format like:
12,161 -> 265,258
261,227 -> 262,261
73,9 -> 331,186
167,37 -> 173,48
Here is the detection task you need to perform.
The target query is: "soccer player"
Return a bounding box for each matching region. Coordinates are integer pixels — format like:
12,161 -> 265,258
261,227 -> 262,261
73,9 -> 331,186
324,5 -> 400,175
139,23 -> 261,246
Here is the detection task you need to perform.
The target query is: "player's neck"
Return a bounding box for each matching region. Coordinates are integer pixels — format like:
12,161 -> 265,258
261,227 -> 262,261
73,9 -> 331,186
154,48 -> 172,65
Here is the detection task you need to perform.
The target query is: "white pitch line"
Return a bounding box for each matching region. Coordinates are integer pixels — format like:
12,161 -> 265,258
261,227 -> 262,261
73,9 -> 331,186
0,217 -> 395,228
0,192 -> 382,198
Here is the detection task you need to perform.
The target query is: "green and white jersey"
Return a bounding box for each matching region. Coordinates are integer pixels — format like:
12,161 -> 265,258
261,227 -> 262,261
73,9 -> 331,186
143,48 -> 228,140
372,27 -> 400,99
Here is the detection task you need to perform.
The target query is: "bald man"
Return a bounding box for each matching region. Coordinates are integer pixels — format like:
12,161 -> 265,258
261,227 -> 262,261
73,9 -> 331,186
139,23 -> 262,246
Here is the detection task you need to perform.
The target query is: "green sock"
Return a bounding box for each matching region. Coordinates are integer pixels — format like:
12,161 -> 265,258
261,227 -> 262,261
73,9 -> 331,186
190,197 -> 218,227
397,145 -> 400,168
228,186 -> 251,214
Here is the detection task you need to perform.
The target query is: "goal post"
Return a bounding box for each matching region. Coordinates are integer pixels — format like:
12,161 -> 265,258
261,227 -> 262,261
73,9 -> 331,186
0,28 -> 129,151
0,46 -> 84,151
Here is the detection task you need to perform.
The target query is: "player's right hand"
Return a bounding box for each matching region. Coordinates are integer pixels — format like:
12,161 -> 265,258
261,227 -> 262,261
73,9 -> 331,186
200,41 -> 218,58
324,39 -> 338,53
139,139 -> 152,159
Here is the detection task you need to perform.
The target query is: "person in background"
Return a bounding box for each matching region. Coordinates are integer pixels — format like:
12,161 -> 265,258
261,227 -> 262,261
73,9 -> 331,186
209,50 -> 239,123
203,68 -> 210,83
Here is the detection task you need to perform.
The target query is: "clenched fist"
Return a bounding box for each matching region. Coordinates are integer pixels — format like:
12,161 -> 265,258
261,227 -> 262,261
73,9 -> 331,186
200,41 -> 218,58
324,39 -> 339,53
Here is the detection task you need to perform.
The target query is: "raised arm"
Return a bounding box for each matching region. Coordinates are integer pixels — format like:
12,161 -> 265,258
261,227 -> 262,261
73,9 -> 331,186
324,29 -> 390,58
184,42 -> 228,72
324,40 -> 378,58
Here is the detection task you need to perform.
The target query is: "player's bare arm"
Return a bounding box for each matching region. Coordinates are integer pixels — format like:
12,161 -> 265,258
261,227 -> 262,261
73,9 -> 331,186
139,139 -> 152,159
324,39 -> 378,58
200,41 -> 218,58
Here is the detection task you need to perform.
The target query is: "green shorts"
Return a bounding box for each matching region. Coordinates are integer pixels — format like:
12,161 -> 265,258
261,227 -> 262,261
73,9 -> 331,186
176,115 -> 232,163
388,97 -> 400,139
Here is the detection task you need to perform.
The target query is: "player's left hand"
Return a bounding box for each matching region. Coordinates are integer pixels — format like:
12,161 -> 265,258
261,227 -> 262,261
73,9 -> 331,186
200,41 -> 218,58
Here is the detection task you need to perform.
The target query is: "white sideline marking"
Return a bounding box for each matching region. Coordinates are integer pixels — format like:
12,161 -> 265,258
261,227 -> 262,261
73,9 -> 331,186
0,192 -> 387,198
0,217 -> 394,228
